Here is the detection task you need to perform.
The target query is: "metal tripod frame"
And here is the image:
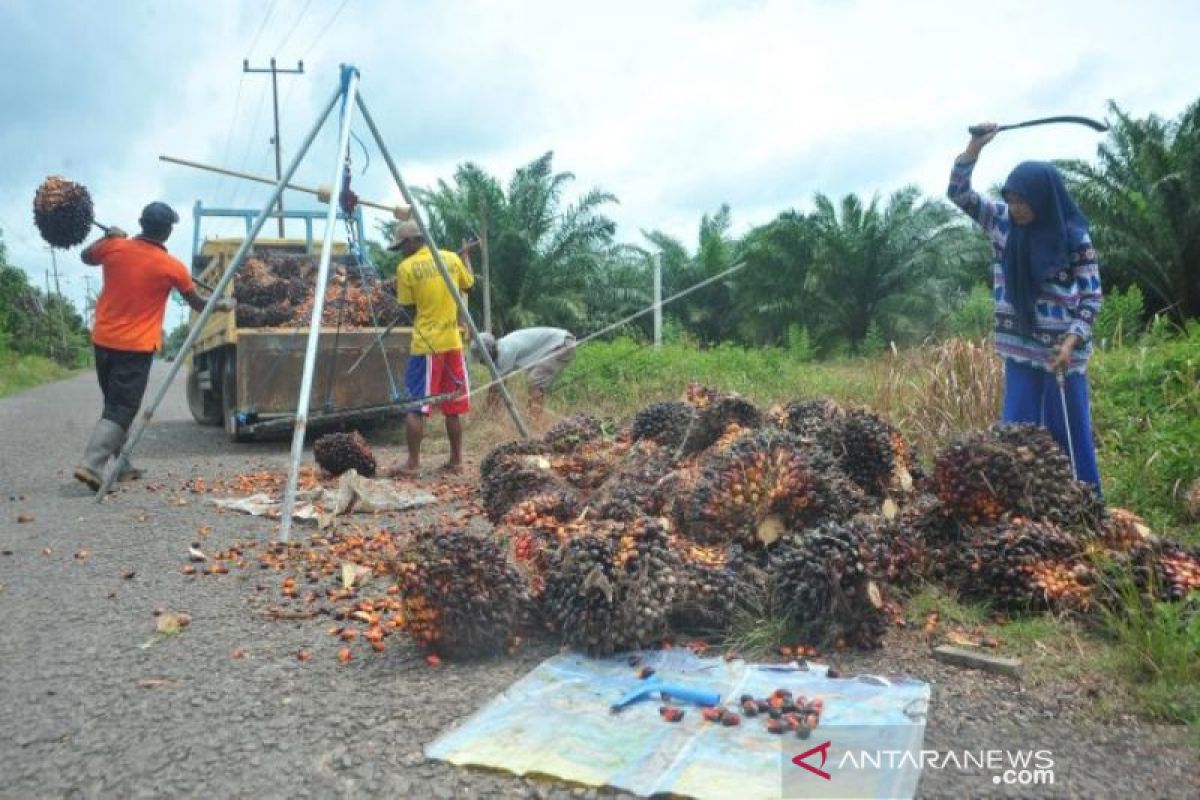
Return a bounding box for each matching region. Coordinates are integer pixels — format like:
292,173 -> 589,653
97,65 -> 530,544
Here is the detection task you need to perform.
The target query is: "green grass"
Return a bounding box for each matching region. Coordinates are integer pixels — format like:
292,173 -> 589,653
0,349 -> 75,398
1090,324 -> 1200,543
1101,575 -> 1200,728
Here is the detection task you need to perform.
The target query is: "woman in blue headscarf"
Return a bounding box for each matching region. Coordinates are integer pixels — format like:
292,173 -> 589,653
947,123 -> 1103,490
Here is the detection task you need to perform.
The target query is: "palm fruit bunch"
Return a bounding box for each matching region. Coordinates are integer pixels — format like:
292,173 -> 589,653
543,414 -> 606,453
481,448 -> 575,524
1097,508 -> 1155,554
265,253 -> 314,282
934,424 -> 1102,533
33,176 -> 95,248
234,258 -> 289,306
591,440 -> 675,521
541,517 -> 680,654
681,392 -> 764,455
857,513 -> 934,589
766,398 -> 844,442
669,539 -> 765,632
684,383 -> 723,409
771,523 -> 889,649
891,494 -> 963,583
964,518 -> 1093,612
824,409 -> 917,498
481,439 -> 550,482
498,492 -> 582,600
312,431 -> 377,477
1155,542 -> 1200,600
550,439 -> 621,492
390,529 -> 526,659
631,401 -> 698,451
676,429 -> 867,547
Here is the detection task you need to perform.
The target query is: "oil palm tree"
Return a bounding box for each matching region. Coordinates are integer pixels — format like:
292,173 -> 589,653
1061,100 -> 1200,322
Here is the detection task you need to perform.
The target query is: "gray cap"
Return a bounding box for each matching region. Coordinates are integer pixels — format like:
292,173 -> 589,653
387,219 -> 423,251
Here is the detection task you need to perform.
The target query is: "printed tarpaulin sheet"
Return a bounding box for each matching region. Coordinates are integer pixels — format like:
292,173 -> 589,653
426,650 -> 931,800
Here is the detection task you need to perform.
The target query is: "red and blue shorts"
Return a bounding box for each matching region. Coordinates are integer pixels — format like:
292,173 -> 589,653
405,350 -> 470,416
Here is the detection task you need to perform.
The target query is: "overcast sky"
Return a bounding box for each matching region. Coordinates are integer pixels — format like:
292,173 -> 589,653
1,0 -> 1197,331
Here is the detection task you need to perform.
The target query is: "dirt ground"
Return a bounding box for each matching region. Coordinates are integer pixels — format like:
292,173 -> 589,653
0,366 -> 1195,799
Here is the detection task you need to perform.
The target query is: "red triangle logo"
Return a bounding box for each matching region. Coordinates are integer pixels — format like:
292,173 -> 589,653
792,740 -> 833,780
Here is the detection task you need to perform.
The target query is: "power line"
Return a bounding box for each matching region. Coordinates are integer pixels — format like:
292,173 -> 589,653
246,0 -> 278,56
273,0 -> 314,54
298,0 -> 351,62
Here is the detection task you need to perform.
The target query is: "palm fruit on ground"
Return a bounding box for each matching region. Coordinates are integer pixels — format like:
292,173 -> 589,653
390,529 -> 526,659
631,401 -> 698,451
591,440 -> 676,521
933,424 -> 1102,534
541,517 -> 680,655
766,398 -> 845,442
963,518 -> 1092,612
33,176 -> 94,248
312,431 -> 377,477
771,523 -> 890,649
543,414 -> 606,453
676,429 -> 868,547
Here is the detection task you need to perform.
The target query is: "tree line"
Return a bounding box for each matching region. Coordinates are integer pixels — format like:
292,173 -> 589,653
406,98 -> 1200,356
4,98 -> 1196,366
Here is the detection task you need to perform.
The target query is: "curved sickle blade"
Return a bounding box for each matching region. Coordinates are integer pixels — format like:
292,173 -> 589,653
969,116 -> 1109,136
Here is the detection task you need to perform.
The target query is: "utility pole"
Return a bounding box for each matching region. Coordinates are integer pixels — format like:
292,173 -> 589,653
243,57 -> 305,237
83,275 -> 96,328
652,256 -> 662,347
48,248 -> 67,356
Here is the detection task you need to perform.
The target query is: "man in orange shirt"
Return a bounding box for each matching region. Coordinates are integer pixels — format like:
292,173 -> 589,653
386,220 -> 475,476
75,202 -> 234,490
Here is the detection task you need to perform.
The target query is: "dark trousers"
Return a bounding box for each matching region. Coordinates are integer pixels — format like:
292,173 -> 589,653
1001,359 -> 1101,489
94,345 -> 153,431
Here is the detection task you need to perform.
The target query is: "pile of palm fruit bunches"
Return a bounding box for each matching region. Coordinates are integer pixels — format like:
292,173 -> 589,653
231,252 -> 403,329
386,384 -> 1200,661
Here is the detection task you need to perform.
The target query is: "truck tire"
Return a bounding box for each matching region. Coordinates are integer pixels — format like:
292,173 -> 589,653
186,364 -> 222,426
220,349 -> 254,442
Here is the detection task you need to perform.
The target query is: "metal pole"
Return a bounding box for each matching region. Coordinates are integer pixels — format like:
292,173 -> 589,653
354,92 -> 531,439
270,58 -> 284,237
96,88 -> 342,499
279,66 -> 360,542
244,58 -> 304,237
653,256 -> 662,347
158,155 -> 411,217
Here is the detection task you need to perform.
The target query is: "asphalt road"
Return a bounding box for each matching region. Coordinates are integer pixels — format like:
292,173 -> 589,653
0,366 -> 1196,799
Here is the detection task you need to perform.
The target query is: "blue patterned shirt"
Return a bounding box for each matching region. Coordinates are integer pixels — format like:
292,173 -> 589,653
947,158 -> 1102,374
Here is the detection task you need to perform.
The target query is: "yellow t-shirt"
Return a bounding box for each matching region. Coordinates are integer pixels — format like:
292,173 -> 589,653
396,246 -> 475,355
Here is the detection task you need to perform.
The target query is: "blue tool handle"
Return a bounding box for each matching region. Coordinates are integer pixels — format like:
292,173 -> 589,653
659,685 -> 720,707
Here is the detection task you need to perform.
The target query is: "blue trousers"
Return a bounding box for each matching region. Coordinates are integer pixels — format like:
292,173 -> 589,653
1001,359 -> 1101,489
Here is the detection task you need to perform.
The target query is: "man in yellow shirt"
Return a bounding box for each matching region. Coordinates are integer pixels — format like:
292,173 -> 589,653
388,220 -> 475,475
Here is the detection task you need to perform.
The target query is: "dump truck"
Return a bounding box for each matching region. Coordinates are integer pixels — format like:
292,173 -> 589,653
185,203 -> 413,440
